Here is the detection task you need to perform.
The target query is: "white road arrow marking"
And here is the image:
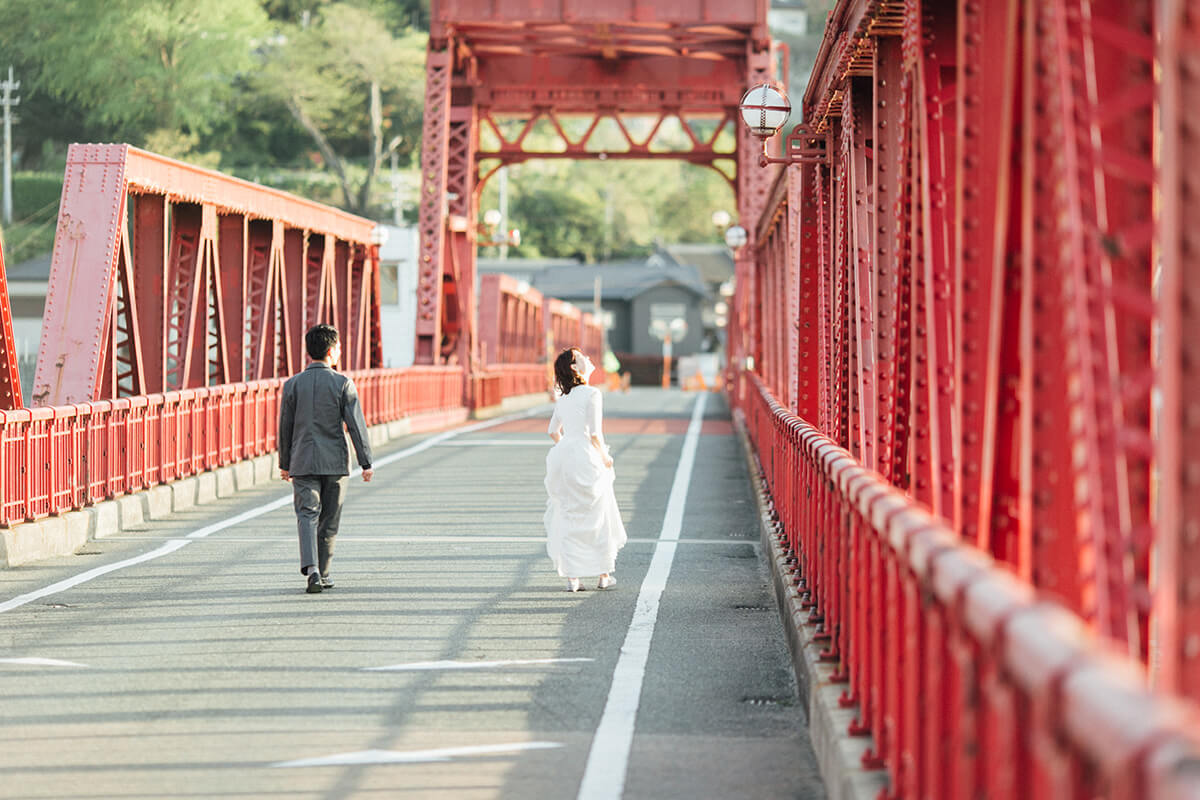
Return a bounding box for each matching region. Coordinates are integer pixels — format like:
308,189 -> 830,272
363,657 -> 592,672
272,741 -> 563,768
0,657 -> 90,667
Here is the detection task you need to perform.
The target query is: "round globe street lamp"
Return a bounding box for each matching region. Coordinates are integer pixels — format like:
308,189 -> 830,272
368,225 -> 390,246
724,225 -> 748,250
479,208 -> 520,247
738,83 -> 828,167
739,84 -> 791,138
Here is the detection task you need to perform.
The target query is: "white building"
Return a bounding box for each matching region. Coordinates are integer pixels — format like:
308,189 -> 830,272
376,225 -> 418,368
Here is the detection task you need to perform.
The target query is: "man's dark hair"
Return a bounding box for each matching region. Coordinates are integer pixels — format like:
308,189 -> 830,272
306,324 -> 339,360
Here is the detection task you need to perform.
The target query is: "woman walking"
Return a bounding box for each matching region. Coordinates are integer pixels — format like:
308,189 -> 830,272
545,348 -> 627,592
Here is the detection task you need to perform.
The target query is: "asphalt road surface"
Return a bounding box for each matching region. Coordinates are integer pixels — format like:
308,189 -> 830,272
0,388 -> 826,800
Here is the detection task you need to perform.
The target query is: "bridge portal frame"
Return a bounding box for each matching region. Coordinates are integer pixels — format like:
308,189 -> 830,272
418,0 -> 779,377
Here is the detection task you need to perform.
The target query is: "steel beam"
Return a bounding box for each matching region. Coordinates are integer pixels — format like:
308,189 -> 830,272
0,237 -> 21,408
1155,0 -> 1200,697
415,46 -> 453,364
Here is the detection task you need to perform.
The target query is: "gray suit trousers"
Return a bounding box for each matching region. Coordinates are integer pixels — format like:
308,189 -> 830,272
292,474 -> 347,576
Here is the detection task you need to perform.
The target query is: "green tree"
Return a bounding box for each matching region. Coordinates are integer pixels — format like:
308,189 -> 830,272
252,2 -> 426,213
482,159 -> 735,263
0,0 -> 267,148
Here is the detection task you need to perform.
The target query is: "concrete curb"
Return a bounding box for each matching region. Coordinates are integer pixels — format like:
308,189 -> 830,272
733,410 -> 890,800
0,403 -> 547,569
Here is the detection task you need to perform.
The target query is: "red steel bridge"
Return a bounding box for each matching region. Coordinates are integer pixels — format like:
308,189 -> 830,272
1,0 -> 1200,798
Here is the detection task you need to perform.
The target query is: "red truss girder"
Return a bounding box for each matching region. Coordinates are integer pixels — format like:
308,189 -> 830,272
744,0 -> 1162,658
476,107 -> 737,190
479,107 -> 737,160
0,239 -> 22,409
470,55 -> 747,113
545,298 -> 581,354
732,0 -> 1200,794
420,1 -> 773,369
432,1 -> 768,49
445,22 -> 756,60
478,274 -> 544,365
34,144 -> 380,406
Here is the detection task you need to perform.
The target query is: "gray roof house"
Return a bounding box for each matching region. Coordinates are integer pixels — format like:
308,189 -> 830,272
530,258 -> 710,358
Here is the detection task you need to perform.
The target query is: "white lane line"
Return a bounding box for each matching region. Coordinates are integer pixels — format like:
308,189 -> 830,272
435,439 -> 549,447
363,657 -> 593,672
0,657 -> 90,667
0,406 -> 550,616
576,393 -> 707,800
95,535 -> 749,546
0,539 -> 191,615
368,408 -> 547,470
272,741 -> 563,768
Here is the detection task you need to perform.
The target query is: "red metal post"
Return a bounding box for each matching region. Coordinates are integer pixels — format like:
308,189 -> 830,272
954,0 -> 1019,549
0,236 -> 22,409
415,45 -> 453,364
1156,0 -> 1200,697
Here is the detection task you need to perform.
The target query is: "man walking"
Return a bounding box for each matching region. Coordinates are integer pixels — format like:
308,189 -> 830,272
278,324 -> 374,593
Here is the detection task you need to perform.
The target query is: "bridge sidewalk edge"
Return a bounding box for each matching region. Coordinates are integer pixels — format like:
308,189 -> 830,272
0,406 -> 475,569
733,408 -> 890,800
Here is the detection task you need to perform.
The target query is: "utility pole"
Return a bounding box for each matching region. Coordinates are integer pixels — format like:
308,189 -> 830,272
497,166 -> 509,261
1,67 -> 18,226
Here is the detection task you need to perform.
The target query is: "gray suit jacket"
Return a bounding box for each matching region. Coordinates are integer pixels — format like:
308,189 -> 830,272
278,362 -> 372,476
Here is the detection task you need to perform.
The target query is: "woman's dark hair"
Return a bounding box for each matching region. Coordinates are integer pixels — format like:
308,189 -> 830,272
554,348 -> 585,395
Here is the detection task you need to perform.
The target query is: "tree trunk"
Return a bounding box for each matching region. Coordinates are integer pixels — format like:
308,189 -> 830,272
286,96 -> 358,212
357,80 -> 383,213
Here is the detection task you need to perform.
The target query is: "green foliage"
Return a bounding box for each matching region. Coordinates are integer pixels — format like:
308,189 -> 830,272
10,173 -> 62,224
481,159 -> 736,263
0,0 -> 779,265
1,173 -> 61,264
3,220 -> 57,265
0,0 -> 268,143
250,2 -> 427,212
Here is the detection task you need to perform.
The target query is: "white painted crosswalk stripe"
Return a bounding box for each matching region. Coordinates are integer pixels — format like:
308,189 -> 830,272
272,741 -> 563,768
0,657 -> 89,667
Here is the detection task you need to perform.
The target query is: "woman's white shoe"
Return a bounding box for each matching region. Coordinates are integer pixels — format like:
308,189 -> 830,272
597,575 -> 616,590
566,578 -> 583,592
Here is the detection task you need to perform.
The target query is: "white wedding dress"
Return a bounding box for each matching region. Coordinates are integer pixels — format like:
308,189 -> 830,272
544,385 -> 627,578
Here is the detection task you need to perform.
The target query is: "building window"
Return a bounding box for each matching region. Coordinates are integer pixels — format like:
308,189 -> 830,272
379,264 -> 399,305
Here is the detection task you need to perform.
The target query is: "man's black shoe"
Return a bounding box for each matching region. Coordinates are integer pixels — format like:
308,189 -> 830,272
321,576 -> 335,589
306,572 -> 323,594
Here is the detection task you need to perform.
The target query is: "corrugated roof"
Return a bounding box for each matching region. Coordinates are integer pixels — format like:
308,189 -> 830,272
532,259 -> 709,301
657,244 -> 735,285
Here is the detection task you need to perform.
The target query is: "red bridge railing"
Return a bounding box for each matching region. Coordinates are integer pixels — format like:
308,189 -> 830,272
742,372 -> 1200,800
728,0 -> 1200,796
0,367 -> 463,527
